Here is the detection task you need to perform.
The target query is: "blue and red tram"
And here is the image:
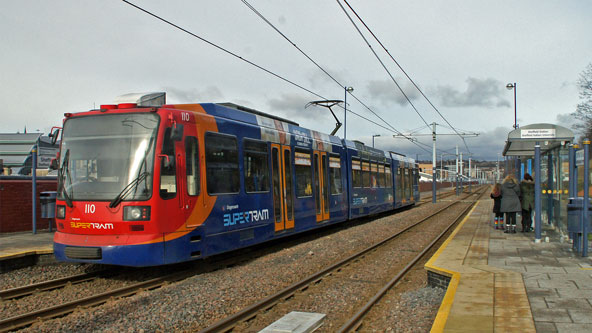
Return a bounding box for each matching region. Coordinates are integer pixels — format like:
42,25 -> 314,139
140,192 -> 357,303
52,93 -> 419,266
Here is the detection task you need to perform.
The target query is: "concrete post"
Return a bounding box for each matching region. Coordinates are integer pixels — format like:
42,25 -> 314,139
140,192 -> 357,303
535,142 -> 542,242
583,139 -> 590,257
32,144 -> 37,234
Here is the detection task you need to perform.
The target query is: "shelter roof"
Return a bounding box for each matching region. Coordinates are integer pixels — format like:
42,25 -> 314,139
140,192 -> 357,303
502,123 -> 574,157
0,133 -> 42,167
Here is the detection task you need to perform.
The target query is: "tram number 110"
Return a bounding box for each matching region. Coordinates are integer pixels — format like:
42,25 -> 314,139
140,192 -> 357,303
85,204 -> 96,214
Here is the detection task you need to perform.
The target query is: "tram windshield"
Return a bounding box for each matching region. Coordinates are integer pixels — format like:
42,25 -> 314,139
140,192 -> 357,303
57,113 -> 159,201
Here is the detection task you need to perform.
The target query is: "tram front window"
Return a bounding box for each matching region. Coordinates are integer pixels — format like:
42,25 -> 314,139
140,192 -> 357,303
57,113 -> 159,201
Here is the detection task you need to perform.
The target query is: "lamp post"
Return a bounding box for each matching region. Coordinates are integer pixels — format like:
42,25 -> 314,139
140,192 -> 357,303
372,134 -> 380,147
506,82 -> 517,129
344,86 -> 354,140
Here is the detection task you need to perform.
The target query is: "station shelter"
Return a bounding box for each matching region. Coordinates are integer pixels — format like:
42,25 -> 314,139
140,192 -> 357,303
502,123 -> 576,243
0,133 -> 58,175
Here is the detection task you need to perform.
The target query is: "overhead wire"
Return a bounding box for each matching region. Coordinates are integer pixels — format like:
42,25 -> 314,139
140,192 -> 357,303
339,0 -> 473,154
334,0 -> 431,131
121,1 -> 325,100
122,0 -> 431,154
239,0 -> 426,150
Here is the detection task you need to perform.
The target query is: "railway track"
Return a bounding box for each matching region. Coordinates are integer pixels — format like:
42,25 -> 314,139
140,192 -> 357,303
338,187 -> 487,332
0,270 -> 108,301
418,185 -> 477,204
197,186 -> 486,332
0,186 -> 486,332
0,268 -> 197,332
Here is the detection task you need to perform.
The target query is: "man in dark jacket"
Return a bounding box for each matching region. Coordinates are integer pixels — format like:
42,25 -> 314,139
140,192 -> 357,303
500,175 -> 521,233
520,173 -> 535,232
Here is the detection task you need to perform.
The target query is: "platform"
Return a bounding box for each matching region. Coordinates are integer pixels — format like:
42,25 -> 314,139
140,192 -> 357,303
0,230 -> 55,271
426,197 -> 592,332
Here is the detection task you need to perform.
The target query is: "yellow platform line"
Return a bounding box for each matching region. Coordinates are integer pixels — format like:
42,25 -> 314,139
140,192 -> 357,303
425,202 -> 479,333
0,249 -> 53,260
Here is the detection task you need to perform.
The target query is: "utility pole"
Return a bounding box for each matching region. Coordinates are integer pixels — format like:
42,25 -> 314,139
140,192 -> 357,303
469,157 -> 472,192
391,124 -> 478,198
456,145 -> 459,195
460,152 -> 463,193
496,153 -> 500,183
432,123 -> 437,203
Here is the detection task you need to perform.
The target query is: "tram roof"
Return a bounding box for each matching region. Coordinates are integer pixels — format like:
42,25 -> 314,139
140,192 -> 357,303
502,123 -> 574,157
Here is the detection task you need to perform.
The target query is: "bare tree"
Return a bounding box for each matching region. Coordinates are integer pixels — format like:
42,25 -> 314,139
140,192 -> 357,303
571,63 -> 592,140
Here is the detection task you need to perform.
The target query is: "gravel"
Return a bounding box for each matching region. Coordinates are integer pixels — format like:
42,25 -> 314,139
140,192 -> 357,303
1,194 -> 471,332
379,287 -> 446,333
0,263 -> 100,290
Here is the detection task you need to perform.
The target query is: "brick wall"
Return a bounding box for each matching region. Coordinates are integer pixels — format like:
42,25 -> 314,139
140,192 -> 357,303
427,270 -> 451,290
0,177 -> 57,233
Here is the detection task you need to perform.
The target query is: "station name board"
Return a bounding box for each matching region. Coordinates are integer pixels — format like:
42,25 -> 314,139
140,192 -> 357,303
520,129 -> 556,139
576,150 -> 584,166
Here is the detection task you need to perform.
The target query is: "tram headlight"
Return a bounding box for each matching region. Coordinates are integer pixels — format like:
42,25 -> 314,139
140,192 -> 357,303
123,206 -> 151,221
56,205 -> 66,219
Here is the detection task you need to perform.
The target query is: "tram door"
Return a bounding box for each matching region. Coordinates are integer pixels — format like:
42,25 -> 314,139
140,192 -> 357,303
313,151 -> 330,222
271,144 -> 294,232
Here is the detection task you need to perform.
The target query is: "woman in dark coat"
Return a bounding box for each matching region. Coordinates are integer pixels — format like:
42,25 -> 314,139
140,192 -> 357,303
520,173 -> 535,232
500,175 -> 521,233
490,183 -> 503,229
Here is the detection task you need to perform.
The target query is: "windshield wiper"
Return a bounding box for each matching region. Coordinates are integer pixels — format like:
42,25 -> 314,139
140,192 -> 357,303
109,172 -> 149,208
59,149 -> 73,208
109,130 -> 156,208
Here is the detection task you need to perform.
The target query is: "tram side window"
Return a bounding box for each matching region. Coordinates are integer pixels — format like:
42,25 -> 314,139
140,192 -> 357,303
385,164 -> 392,188
244,139 -> 270,193
397,167 -> 403,199
405,168 -> 411,197
362,161 -> 370,188
160,127 -> 177,199
295,150 -> 313,197
371,162 -> 379,188
329,154 -> 342,194
352,158 -> 362,188
205,133 -> 239,195
185,136 -> 200,196
378,164 -> 385,188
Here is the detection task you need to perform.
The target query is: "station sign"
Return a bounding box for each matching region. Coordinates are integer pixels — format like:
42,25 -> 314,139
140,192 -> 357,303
520,128 -> 556,139
37,146 -> 59,169
576,150 -> 585,166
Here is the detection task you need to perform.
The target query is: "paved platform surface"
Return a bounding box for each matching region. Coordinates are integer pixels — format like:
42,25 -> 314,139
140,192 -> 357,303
0,230 -> 54,260
426,197 -> 592,333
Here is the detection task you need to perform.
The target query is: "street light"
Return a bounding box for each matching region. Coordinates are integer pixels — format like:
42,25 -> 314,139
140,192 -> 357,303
506,82 -> 517,129
344,86 -> 354,140
372,134 -> 380,147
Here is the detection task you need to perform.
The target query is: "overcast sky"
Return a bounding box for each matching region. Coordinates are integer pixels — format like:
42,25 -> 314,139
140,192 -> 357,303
1,0 -> 590,160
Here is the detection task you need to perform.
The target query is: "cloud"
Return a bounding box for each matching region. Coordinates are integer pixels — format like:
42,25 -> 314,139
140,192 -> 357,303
555,113 -> 577,129
267,93 -> 329,120
433,77 -> 511,108
164,86 -> 224,103
366,80 -> 420,106
307,67 -> 346,91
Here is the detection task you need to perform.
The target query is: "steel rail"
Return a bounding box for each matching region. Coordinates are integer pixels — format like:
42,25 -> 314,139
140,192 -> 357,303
0,271 -> 106,301
0,270 -> 194,332
198,189 -> 482,333
417,186 -> 473,205
337,188 -> 486,332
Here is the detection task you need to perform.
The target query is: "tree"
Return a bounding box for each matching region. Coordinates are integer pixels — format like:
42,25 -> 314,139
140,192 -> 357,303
571,63 -> 592,140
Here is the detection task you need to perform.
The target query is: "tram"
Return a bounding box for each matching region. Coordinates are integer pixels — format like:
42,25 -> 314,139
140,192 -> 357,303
52,92 -> 419,266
